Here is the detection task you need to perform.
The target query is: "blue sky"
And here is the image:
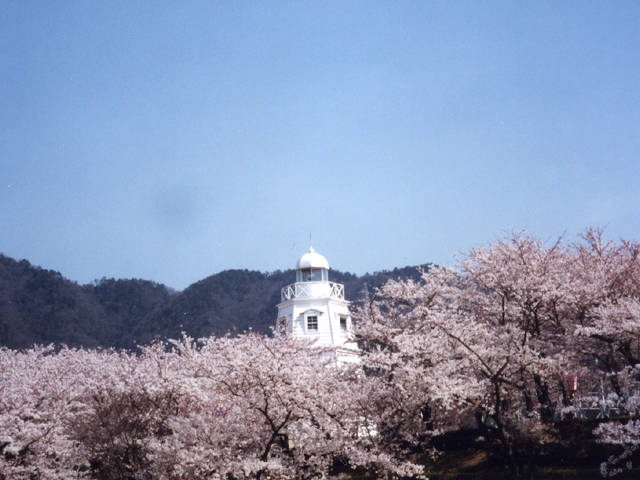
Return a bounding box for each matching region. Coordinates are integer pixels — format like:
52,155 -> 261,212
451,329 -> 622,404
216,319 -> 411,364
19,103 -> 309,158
2,1 -> 640,290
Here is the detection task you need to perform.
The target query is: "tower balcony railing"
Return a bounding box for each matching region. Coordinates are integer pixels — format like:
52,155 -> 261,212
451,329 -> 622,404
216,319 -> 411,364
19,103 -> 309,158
281,281 -> 345,301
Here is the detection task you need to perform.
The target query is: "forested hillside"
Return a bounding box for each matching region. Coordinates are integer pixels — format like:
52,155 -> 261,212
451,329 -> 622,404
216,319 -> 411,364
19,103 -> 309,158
0,253 -> 427,349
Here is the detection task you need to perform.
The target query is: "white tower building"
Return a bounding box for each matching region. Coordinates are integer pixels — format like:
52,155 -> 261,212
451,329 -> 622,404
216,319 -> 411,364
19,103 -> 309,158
276,247 -> 359,364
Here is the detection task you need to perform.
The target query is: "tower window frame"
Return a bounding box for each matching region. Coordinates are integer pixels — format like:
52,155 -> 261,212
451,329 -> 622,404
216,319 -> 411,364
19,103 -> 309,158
306,315 -> 318,331
297,268 -> 328,282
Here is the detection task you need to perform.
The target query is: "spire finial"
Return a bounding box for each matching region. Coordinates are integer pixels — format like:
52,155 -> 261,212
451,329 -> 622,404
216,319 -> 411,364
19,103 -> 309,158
309,233 -> 314,252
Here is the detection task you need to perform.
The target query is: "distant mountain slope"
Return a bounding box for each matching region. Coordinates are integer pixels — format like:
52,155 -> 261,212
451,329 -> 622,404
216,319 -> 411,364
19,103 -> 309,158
0,255 -> 174,349
0,253 -> 429,349
0,255 -> 105,348
86,277 -> 175,347
134,269 -> 290,344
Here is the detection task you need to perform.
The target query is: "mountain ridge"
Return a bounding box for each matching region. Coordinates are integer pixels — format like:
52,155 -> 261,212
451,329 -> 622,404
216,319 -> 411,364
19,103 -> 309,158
0,253 -> 428,350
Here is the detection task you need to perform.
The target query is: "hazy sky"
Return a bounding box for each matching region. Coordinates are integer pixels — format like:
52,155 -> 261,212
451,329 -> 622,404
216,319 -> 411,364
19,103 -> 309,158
2,1 -> 640,290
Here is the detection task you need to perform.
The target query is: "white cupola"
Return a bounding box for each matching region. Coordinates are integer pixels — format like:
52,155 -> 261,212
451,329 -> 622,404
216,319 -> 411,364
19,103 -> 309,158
296,246 -> 329,281
276,246 -> 359,364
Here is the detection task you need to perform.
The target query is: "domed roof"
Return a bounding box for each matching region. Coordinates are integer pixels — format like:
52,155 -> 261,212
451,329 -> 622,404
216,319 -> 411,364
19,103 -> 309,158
296,246 -> 330,270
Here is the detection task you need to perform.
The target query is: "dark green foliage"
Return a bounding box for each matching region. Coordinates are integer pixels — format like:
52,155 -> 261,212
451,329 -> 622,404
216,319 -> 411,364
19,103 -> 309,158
135,269 -> 289,344
87,277 -> 175,348
0,255 -> 105,348
0,254 -> 173,349
0,253 -> 429,349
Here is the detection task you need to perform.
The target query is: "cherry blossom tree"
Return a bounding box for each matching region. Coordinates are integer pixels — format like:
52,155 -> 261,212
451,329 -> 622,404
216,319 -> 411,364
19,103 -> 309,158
568,230 -> 640,476
1,334 -> 419,479
66,344 -> 183,480
149,333 -> 420,479
0,346 -> 101,479
355,230 -> 640,476
356,265 -> 563,476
